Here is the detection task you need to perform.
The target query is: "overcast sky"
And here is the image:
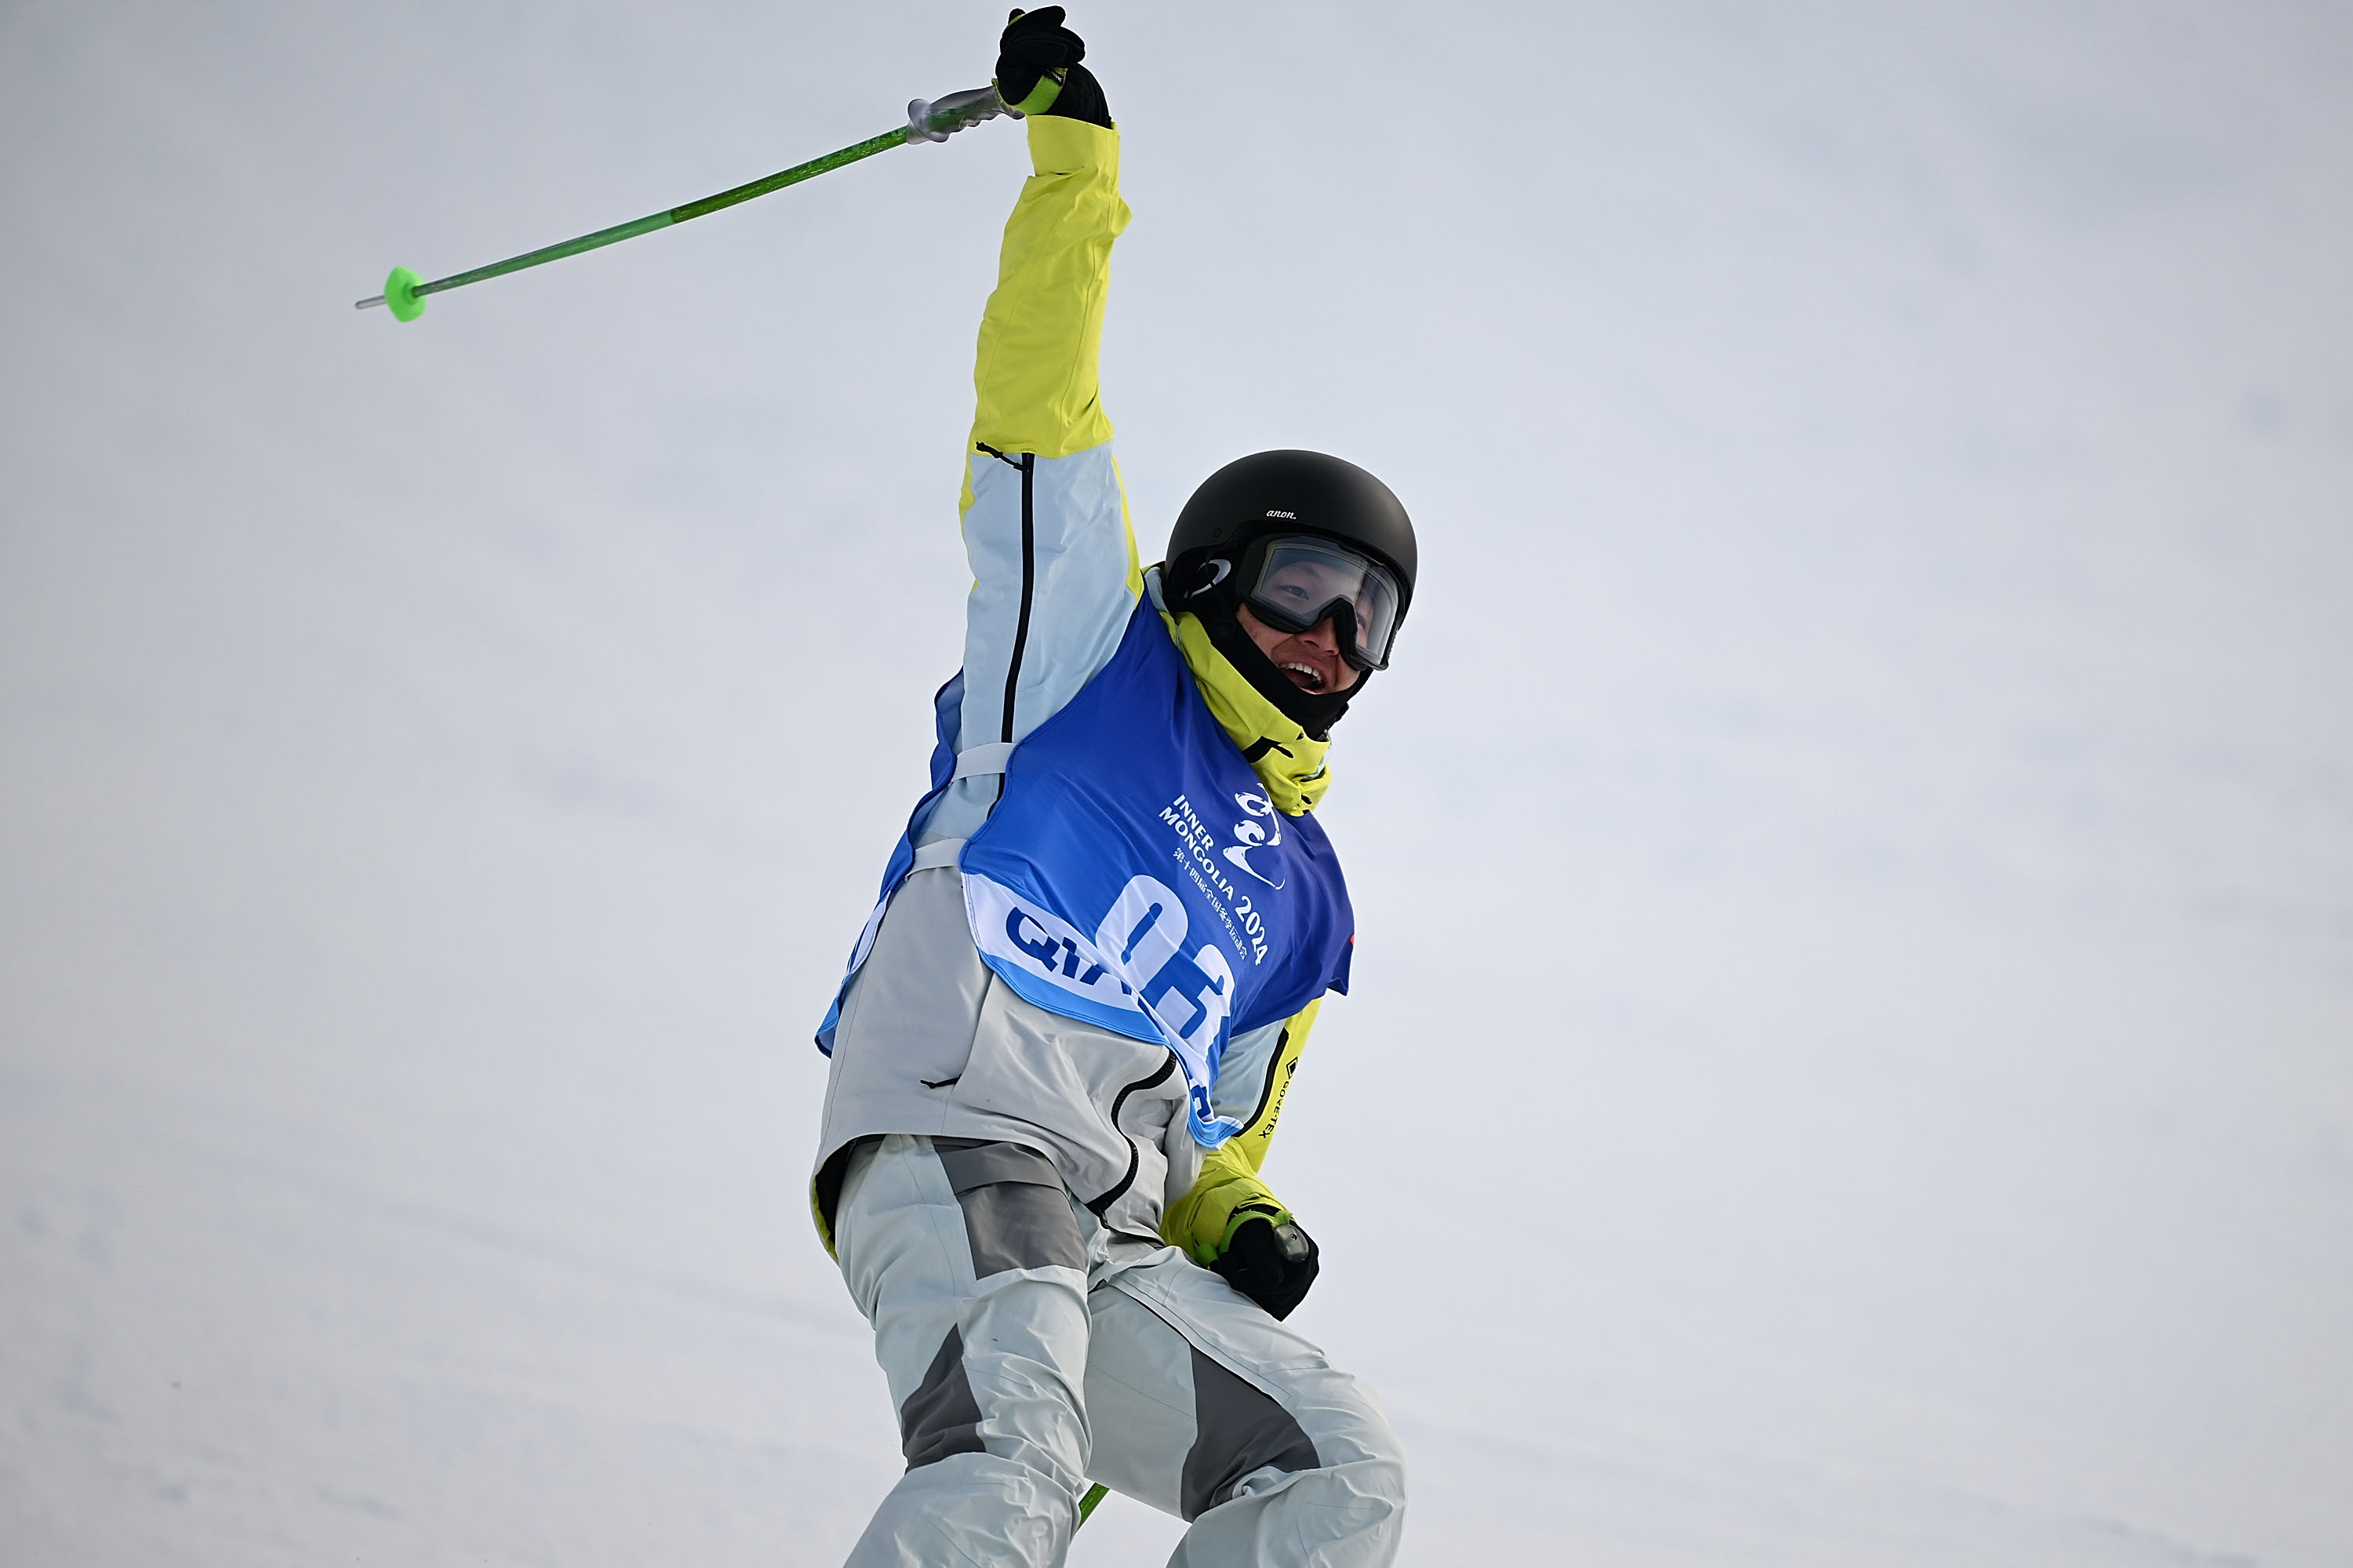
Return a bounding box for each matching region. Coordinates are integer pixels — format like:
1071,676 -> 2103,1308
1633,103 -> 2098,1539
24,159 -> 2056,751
3,2 -> 2349,1563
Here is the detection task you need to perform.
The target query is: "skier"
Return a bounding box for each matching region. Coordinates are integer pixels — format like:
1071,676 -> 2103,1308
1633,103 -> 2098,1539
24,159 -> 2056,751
809,12 -> 1415,1564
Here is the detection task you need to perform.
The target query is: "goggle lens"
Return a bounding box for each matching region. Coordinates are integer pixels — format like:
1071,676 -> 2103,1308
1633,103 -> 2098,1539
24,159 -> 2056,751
1242,537 -> 1402,671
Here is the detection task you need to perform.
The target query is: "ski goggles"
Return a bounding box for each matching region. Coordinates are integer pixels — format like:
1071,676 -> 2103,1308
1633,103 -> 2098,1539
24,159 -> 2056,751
1233,534 -> 1405,671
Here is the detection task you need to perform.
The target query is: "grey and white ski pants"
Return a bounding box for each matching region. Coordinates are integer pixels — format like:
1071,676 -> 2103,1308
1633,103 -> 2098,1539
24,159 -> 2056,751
834,1133 -> 1406,1567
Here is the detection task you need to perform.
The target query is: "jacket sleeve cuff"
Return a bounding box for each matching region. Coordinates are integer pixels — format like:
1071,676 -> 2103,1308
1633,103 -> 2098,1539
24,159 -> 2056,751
1026,113 -> 1119,178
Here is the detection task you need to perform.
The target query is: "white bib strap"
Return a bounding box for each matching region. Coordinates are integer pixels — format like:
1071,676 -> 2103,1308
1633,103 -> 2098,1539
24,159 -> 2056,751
951,741 -> 1018,781
908,838 -> 966,872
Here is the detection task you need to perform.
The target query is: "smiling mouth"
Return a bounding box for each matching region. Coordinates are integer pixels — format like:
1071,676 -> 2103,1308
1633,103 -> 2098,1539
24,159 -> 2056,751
1278,660 -> 1327,693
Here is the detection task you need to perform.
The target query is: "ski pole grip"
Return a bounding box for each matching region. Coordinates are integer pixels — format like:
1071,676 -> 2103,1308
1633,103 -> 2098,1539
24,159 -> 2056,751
907,85 -> 1013,142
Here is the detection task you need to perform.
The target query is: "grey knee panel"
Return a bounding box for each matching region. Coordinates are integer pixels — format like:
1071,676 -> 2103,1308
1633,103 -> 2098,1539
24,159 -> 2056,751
934,1138 -> 1086,1276
1180,1346 -> 1320,1519
1087,1261 -> 1408,1565
900,1327 -> 988,1470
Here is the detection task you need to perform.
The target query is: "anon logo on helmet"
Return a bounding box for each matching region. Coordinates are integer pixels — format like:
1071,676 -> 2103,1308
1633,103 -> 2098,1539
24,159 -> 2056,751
1264,509 -> 1296,518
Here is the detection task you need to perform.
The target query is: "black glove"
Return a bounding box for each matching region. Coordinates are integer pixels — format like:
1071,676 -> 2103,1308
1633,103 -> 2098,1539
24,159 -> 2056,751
1211,1217 -> 1321,1321
995,7 -> 1111,127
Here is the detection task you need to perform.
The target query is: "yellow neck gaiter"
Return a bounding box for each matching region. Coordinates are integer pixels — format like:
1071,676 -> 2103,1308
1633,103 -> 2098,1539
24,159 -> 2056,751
1159,606 -> 1335,816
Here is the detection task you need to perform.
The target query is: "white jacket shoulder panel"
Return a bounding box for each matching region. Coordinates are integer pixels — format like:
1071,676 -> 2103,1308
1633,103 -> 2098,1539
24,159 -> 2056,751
919,442 -> 1139,844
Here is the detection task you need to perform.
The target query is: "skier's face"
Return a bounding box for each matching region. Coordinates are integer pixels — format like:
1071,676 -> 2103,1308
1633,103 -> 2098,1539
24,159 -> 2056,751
1235,602 -> 1361,696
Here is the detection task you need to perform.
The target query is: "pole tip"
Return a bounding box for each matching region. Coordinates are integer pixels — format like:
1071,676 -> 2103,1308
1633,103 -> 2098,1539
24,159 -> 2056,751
384,266 -> 425,322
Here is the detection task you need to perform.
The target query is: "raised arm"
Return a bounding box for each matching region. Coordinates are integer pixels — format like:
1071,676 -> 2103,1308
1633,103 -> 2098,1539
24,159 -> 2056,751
969,93 -> 1123,457
918,20 -> 1141,839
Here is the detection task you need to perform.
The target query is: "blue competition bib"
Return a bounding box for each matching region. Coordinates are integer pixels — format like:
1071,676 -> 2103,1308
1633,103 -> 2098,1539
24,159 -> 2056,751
818,599 -> 1354,1146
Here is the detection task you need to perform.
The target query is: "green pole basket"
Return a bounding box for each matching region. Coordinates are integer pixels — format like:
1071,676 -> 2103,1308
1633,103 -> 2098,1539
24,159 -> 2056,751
382,267 -> 425,322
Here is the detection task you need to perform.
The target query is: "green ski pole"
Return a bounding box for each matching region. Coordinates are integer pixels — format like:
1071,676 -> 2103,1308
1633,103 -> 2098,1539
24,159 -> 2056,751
355,86 -> 1011,322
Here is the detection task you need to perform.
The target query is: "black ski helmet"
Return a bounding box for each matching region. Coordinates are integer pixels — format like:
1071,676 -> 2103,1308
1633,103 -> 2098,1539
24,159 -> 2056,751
1163,450 -> 1417,738
1165,449 -> 1417,624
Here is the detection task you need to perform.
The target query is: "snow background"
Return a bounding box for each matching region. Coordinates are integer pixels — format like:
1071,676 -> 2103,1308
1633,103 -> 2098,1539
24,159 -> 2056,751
4,1 -> 2349,1563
